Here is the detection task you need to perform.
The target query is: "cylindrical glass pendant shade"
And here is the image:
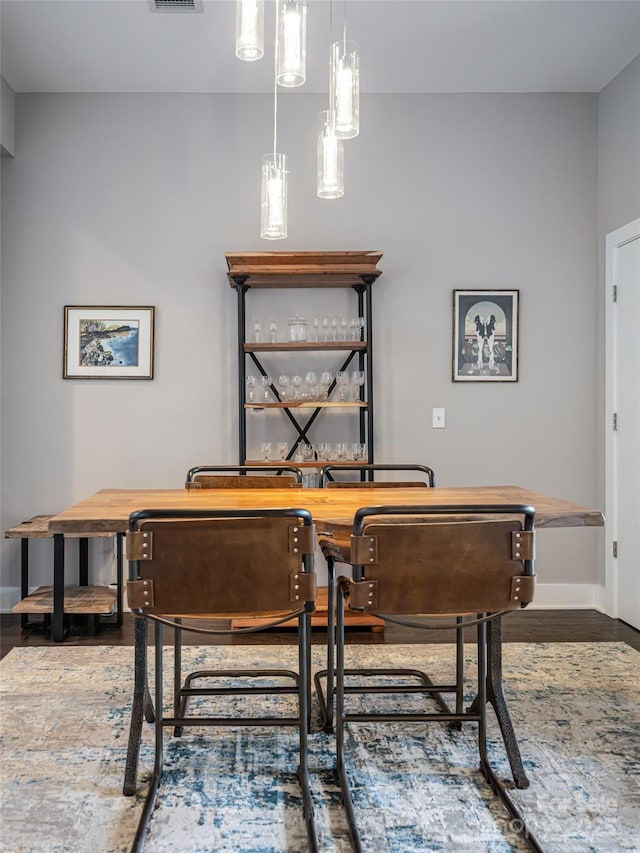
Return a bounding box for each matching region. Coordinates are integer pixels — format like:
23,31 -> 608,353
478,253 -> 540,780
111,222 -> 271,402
261,153 -> 288,240
330,40 -> 360,138
235,0 -> 264,61
317,110 -> 344,199
276,0 -> 307,87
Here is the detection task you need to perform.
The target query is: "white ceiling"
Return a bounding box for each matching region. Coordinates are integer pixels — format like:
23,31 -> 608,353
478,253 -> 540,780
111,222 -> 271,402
1,0 -> 639,95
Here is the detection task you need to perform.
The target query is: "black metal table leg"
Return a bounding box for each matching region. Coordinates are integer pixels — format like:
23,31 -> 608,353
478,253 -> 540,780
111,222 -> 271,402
78,537 -> 89,586
115,533 -> 124,628
52,534 -> 66,642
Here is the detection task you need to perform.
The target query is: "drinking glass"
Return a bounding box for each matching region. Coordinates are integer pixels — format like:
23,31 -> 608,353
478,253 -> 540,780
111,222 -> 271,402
319,370 -> 333,400
277,374 -> 290,401
246,375 -> 257,402
302,443 -> 315,462
291,374 -> 303,399
277,441 -> 289,460
340,316 -> 349,341
260,442 -> 272,461
312,317 -> 321,342
351,442 -> 366,461
268,319 -> 278,343
252,319 -> 261,343
349,317 -> 358,341
336,442 -> 348,461
317,442 -> 331,461
305,371 -> 318,400
336,370 -> 349,402
260,374 -> 272,402
356,316 -> 365,340
330,315 -> 339,342
351,369 -> 365,401
321,316 -> 331,342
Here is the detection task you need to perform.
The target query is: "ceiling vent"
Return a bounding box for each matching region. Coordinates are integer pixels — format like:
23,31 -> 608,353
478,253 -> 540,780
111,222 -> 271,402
149,0 -> 203,12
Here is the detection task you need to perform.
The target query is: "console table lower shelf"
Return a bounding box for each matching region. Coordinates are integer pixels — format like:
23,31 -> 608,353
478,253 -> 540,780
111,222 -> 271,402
231,586 -> 384,631
12,585 -> 116,616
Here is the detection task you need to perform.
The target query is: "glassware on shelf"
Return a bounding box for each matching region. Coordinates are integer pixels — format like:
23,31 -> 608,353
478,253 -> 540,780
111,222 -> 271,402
277,441 -> 289,460
340,316 -> 349,341
260,442 -> 272,461
336,370 -> 349,401
312,317 -> 321,342
246,375 -> 257,402
291,374 -> 303,399
294,441 -> 305,463
287,316 -> 308,342
349,317 -> 358,340
305,371 -> 318,400
319,370 -> 333,400
335,442 -> 348,460
269,319 -> 278,343
252,319 -> 261,343
330,315 -> 339,342
321,316 -> 331,341
260,374 -> 272,401
351,369 -> 364,401
317,442 -> 331,460
351,442 -> 366,461
302,443 -> 315,462
277,374 -> 290,400
356,316 -> 365,340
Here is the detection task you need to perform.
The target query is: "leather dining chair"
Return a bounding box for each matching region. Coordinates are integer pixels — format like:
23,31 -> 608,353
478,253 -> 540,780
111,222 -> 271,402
315,463 -> 442,732
332,503 -> 541,853
185,464 -> 304,489
125,507 -> 318,853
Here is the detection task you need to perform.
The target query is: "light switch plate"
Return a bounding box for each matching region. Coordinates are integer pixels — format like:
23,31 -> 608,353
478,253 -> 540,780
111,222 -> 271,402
432,407 -> 446,429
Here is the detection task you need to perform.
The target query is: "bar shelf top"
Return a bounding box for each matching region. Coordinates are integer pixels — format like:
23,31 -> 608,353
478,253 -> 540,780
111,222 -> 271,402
226,251 -> 383,288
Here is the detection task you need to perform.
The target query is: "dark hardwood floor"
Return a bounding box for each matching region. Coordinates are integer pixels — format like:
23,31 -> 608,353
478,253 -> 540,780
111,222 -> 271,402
1,609 -> 639,659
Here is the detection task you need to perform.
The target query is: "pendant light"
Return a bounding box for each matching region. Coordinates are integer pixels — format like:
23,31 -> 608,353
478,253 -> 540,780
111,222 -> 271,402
276,0 -> 308,87
330,2 -> 359,139
261,3 -> 288,239
317,109 -> 344,199
235,0 -> 264,62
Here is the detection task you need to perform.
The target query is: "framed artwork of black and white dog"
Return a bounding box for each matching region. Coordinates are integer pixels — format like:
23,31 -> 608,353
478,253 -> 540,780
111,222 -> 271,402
452,290 -> 519,382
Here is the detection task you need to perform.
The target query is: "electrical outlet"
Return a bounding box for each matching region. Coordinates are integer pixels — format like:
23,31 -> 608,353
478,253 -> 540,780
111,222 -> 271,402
432,407 -> 446,429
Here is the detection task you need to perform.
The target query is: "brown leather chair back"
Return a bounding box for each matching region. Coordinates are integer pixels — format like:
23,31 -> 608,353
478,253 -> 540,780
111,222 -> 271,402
185,465 -> 304,489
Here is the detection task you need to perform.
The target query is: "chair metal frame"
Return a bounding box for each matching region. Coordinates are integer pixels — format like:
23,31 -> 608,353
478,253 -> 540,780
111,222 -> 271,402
316,463 -> 449,736
334,503 -> 542,853
185,464 -> 304,488
319,462 -> 435,487
123,507 -> 318,853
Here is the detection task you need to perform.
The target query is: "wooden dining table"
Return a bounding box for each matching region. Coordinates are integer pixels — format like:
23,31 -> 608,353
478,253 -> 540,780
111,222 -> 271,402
47,483 -> 603,793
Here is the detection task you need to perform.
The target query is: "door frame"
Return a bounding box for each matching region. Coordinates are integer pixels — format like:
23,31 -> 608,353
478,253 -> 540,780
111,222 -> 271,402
601,218 -> 640,617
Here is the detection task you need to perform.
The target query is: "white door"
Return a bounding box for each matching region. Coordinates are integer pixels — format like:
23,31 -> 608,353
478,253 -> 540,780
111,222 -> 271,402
605,219 -> 640,630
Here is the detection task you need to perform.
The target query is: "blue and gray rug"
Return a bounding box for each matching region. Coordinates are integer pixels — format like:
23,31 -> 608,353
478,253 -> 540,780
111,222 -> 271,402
0,642 -> 638,852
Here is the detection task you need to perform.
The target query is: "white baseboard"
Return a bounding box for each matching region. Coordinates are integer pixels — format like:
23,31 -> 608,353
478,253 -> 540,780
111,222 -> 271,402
1,582 -> 607,615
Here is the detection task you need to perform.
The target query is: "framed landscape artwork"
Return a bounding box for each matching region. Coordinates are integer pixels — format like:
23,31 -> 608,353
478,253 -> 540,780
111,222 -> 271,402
64,306 -> 155,379
452,290 -> 519,382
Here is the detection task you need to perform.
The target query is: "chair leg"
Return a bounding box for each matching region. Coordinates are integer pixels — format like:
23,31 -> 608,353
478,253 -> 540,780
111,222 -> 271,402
123,618 -> 153,796
173,618 -> 184,737
314,557 -> 336,732
130,621 -> 165,853
297,612 -> 319,853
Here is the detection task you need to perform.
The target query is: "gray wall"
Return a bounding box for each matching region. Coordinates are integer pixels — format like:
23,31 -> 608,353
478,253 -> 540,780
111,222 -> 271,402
1,91 -> 603,603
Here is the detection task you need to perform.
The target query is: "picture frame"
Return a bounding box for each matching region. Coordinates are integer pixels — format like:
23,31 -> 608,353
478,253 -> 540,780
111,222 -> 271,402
452,290 -> 519,382
63,306 -> 155,379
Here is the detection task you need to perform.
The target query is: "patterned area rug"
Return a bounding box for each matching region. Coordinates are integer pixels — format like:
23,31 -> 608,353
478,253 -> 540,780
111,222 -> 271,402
0,642 -> 638,853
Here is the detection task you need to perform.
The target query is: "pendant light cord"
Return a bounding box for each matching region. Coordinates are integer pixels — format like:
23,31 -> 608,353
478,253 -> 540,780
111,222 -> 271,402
273,0 -> 279,155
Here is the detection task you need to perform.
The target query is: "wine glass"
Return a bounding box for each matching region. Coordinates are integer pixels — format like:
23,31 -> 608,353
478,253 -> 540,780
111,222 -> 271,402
277,441 -> 289,460
305,371 -> 318,400
340,316 -> 349,341
330,316 -> 339,342
349,317 -> 358,341
312,317 -> 321,342
246,375 -> 257,402
356,316 -> 365,341
351,369 -> 365,401
260,441 -> 272,461
319,370 -> 333,400
268,319 -> 278,343
321,316 -> 331,342
291,374 -> 303,399
336,370 -> 349,402
260,374 -> 272,402
252,319 -> 261,343
277,374 -> 290,401
317,442 -> 331,461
